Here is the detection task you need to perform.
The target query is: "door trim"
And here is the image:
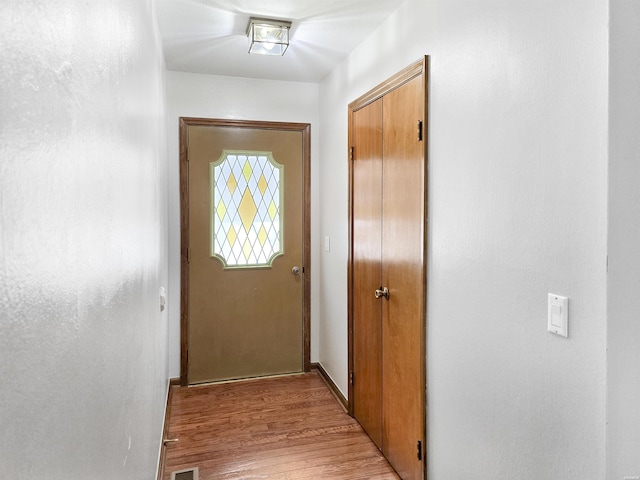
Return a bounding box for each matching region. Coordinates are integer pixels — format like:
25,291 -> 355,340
179,117 -> 312,386
348,58 -> 425,112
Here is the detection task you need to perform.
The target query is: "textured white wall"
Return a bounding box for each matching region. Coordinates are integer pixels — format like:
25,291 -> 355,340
608,1 -> 640,478
165,72 -> 320,378
319,1 -> 608,479
0,1 -> 169,478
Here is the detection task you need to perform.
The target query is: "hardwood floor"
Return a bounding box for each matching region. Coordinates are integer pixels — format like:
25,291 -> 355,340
162,372 -> 399,480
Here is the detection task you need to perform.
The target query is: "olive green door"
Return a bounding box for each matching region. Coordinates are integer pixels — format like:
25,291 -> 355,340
181,119 -> 309,385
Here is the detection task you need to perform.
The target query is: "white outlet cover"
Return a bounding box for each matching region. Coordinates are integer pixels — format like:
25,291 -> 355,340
160,287 -> 166,312
548,293 -> 568,337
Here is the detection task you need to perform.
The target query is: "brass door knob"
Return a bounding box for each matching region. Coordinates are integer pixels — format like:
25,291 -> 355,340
374,287 -> 389,300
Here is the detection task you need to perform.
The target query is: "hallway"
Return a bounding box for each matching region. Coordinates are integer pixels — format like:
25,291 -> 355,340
161,373 -> 398,479
3,2 -> 640,479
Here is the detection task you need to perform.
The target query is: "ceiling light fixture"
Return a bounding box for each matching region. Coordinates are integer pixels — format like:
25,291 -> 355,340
246,17 -> 291,56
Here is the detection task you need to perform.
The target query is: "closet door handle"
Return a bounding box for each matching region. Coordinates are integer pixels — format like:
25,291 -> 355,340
374,287 -> 389,300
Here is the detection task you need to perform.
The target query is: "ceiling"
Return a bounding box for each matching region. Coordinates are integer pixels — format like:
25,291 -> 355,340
155,0 -> 400,83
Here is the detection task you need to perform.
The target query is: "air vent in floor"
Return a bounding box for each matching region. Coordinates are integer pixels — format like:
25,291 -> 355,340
171,467 -> 198,480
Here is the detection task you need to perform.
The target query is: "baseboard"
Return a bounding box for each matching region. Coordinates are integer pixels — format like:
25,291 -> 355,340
310,363 -> 348,412
157,377 -> 180,480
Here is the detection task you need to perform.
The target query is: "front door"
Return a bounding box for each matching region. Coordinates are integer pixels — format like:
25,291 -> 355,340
180,118 -> 310,385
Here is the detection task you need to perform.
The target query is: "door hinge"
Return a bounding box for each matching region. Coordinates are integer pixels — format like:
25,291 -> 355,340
417,440 -> 423,461
417,120 -> 423,142
349,371 -> 354,386
349,146 -> 354,161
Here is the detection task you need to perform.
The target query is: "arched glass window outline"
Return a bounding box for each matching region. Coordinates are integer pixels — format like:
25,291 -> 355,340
209,150 -> 284,268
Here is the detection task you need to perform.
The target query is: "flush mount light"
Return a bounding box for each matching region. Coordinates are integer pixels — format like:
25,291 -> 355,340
246,17 -> 291,56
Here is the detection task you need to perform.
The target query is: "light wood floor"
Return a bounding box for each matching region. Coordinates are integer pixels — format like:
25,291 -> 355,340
162,372 -> 399,480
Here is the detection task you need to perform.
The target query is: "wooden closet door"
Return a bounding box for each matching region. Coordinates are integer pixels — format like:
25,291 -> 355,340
352,98 -> 384,448
381,75 -> 426,480
349,57 -> 427,480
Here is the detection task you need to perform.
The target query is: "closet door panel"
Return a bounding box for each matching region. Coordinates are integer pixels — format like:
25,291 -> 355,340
352,98 -> 384,448
381,75 -> 426,480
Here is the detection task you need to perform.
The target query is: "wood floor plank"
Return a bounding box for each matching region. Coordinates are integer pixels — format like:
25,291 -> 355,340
163,373 -> 399,480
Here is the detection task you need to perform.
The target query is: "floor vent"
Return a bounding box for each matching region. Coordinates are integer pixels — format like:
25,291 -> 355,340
171,467 -> 198,480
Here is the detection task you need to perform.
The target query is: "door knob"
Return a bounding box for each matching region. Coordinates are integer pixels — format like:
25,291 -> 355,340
374,287 -> 389,300
292,266 -> 301,276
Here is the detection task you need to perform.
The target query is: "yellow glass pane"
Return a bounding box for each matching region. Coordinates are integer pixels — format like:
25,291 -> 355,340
216,200 -> 227,221
258,174 -> 268,196
227,225 -> 237,246
242,159 -> 253,182
268,200 -> 278,221
258,225 -> 268,246
242,238 -> 252,261
227,173 -> 237,195
238,187 -> 257,233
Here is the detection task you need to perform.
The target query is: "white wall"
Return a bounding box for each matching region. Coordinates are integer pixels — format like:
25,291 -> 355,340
0,1 -> 169,478
607,1 -> 640,478
319,1 -> 608,479
165,72 -> 320,378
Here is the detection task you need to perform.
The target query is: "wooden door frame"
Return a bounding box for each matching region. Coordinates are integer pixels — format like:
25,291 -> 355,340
347,56 -> 428,472
179,117 -> 312,386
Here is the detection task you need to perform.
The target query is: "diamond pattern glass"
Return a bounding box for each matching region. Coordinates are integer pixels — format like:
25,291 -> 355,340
210,151 -> 283,267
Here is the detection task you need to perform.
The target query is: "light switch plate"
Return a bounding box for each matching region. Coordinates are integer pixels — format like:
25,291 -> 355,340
548,293 -> 568,337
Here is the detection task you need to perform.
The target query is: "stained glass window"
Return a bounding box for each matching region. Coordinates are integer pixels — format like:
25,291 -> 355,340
210,151 -> 283,268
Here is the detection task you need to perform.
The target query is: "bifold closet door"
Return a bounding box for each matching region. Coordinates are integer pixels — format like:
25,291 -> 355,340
381,74 -> 425,480
352,97 -> 384,449
351,73 -> 426,480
